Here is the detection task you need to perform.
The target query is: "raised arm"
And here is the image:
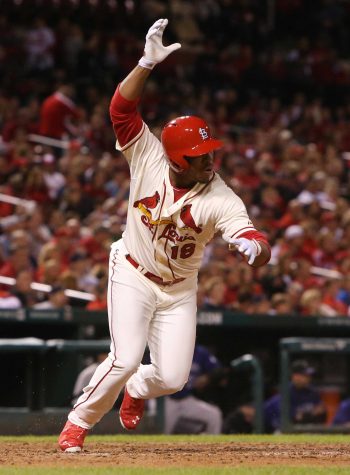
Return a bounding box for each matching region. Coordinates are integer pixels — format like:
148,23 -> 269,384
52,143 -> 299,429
119,19 -> 181,101
110,19 -> 181,147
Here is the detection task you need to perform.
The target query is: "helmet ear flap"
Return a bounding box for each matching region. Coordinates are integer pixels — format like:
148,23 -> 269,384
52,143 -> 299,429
167,157 -> 186,174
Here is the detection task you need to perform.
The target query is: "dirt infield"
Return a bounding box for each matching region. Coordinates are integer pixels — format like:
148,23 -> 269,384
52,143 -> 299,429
2,441 -> 350,468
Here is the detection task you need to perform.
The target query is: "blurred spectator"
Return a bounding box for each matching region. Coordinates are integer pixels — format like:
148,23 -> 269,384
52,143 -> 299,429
264,360 -> 327,433
321,280 -> 348,316
68,252 -> 97,293
25,17 -> 55,71
0,289 -> 21,309
202,277 -> 227,311
269,293 -> 294,315
300,288 -> 338,317
78,225 -> 111,265
11,269 -> 40,307
0,242 -> 36,280
59,180 -> 94,219
38,83 -> 80,139
42,153 -> 66,200
39,258 -> 62,286
33,285 -> 68,310
86,265 -> 108,311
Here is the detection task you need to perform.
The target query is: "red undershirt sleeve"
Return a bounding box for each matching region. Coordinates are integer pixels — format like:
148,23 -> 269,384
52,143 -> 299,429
109,85 -> 143,148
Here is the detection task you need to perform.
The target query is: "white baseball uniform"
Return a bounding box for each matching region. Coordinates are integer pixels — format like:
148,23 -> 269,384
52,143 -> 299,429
68,86 -> 266,430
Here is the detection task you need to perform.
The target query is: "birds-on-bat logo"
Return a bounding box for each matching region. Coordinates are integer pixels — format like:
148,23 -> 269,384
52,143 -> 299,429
134,191 -> 160,210
180,204 -> 202,234
134,191 -> 172,228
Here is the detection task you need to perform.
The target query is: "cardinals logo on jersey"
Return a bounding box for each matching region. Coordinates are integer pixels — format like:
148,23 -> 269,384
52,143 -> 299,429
133,191 -> 172,229
134,191 -> 160,211
180,204 -> 202,234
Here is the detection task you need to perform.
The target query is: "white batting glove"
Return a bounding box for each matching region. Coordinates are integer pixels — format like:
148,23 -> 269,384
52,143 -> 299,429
228,238 -> 262,265
138,18 -> 181,70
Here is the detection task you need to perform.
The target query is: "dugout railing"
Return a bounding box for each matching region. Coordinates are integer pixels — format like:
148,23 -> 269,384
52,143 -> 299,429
280,337 -> 350,433
231,354 -> 264,433
0,338 -> 161,435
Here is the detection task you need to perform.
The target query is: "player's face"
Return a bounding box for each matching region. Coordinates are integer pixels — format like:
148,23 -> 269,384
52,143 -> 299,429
184,153 -> 214,184
291,373 -> 311,389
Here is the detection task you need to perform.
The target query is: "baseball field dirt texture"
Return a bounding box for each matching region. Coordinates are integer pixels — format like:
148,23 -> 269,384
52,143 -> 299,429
1,434 -> 350,474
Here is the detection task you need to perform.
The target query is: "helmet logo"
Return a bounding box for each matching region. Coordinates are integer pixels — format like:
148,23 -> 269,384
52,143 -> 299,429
199,127 -> 208,140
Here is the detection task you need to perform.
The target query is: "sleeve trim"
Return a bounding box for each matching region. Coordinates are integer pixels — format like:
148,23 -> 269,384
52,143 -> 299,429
230,226 -> 256,239
116,122 -> 146,152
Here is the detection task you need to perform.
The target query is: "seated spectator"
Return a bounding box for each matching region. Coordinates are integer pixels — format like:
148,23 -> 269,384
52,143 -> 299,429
337,276 -> 350,308
68,252 -> 98,293
164,345 -> 225,434
33,285 -> 68,310
264,360 -> 327,433
202,277 -> 227,310
11,269 -> 40,307
39,258 -> 62,287
42,153 -> 66,201
321,280 -> 348,316
78,225 -> 111,265
25,17 -> 55,72
86,265 -> 108,311
269,293 -> 294,315
0,242 -> 37,280
300,288 -> 338,317
0,289 -> 21,309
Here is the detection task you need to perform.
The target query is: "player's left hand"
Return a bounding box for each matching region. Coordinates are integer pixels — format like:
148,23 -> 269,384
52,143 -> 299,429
139,18 -> 181,69
228,237 -> 262,265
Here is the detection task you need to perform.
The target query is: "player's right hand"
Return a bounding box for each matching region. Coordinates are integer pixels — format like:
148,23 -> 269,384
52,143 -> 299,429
138,19 -> 181,70
228,237 -> 262,265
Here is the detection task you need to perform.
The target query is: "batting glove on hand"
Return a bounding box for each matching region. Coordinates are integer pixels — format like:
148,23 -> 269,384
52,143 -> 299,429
228,237 -> 262,265
138,18 -> 181,70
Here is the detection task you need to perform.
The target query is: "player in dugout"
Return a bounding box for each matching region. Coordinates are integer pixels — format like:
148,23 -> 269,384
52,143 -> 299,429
59,18 -> 271,452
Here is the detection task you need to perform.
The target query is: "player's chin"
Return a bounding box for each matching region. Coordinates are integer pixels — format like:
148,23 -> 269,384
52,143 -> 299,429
198,171 -> 214,183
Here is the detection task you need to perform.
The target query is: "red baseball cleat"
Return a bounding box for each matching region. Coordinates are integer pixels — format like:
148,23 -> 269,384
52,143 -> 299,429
119,388 -> 145,430
58,420 -> 88,452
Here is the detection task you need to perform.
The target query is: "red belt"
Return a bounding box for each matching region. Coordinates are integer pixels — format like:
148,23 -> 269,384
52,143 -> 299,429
126,254 -> 185,287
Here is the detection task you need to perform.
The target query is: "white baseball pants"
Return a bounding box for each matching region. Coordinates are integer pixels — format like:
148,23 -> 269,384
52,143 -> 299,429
69,239 -> 197,429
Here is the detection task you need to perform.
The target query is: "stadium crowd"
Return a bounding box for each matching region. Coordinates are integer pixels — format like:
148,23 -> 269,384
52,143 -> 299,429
0,0 -> 350,317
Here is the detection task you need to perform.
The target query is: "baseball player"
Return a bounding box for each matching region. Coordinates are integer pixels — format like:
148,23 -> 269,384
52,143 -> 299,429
59,18 -> 271,452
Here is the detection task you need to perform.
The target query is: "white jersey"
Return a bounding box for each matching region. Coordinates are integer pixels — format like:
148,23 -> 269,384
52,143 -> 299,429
116,122 -> 257,282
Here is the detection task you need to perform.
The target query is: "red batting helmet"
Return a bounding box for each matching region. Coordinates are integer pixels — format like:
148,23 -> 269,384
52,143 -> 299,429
161,116 -> 223,172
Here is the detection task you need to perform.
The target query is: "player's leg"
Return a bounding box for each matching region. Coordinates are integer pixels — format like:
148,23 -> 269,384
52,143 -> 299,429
59,243 -> 155,449
126,282 -> 197,399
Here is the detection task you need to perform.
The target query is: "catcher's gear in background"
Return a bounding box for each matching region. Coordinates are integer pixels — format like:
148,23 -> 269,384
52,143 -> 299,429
138,18 -> 181,69
161,116 -> 223,172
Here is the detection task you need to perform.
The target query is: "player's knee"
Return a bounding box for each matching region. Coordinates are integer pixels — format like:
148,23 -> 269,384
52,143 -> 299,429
115,357 -> 139,376
159,374 -> 187,394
